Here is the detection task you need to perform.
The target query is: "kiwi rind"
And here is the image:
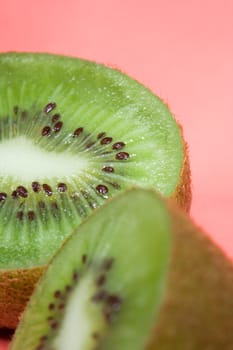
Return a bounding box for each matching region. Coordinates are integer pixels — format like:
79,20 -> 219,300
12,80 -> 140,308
0,267 -> 45,330
172,132 -> 191,212
10,188 -> 233,349
148,198 -> 233,349
0,52 -> 191,329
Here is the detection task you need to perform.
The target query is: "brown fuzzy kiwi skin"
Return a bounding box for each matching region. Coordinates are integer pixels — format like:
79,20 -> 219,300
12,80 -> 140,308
170,119 -> 192,213
147,201 -> 233,350
0,267 -> 45,329
172,137 -> 192,213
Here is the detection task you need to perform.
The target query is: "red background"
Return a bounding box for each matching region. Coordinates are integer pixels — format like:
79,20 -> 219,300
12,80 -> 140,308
1,1 -> 233,348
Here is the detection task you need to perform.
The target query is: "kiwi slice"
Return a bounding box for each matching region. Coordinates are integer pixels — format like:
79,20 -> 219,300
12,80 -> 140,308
0,52 -> 191,328
10,188 -> 233,350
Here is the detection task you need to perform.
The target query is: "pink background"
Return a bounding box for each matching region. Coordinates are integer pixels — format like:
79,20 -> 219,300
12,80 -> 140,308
1,1 -> 233,348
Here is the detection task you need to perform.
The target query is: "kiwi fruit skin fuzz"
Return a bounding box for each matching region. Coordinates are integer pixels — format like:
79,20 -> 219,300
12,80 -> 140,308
10,188 -> 233,350
0,52 -> 191,329
149,200 -> 233,350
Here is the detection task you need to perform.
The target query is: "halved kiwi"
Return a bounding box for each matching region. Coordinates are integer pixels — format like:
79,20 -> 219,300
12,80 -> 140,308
0,52 -> 191,328
10,188 -> 233,350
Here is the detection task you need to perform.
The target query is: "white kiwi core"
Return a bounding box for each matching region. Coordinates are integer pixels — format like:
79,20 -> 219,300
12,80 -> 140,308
0,136 -> 88,182
53,274 -> 106,350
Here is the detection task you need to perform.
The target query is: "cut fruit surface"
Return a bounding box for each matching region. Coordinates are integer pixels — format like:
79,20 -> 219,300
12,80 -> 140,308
0,52 -> 191,328
10,188 -> 233,350
10,189 -> 171,350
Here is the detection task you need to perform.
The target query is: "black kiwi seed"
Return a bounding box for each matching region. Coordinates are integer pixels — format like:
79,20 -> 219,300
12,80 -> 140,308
21,110 -> 28,119
41,126 -> 51,137
44,102 -> 56,114
0,192 -> 7,201
73,127 -> 83,137
53,121 -> 63,133
17,211 -> 24,220
28,211 -> 35,221
48,303 -> 55,311
115,151 -> 129,160
16,185 -> 28,198
96,184 -> 109,195
57,183 -> 67,193
103,294 -> 122,324
65,285 -> 72,293
73,271 -> 79,282
58,303 -> 65,310
42,184 -> 53,196
82,254 -> 87,264
97,132 -> 106,139
96,274 -> 106,286
102,258 -> 114,271
50,321 -> 58,330
112,141 -> 125,150
106,294 -> 122,310
100,137 -> 113,145
102,166 -> 114,173
51,113 -> 60,123
11,190 -> 18,199
32,181 -> 40,193
54,290 -> 62,299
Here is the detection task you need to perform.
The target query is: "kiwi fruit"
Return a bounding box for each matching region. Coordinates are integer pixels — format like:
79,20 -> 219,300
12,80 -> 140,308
9,188 -> 233,350
0,52 -> 191,329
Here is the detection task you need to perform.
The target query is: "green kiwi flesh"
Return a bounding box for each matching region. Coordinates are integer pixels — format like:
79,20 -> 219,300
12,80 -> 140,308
0,52 -> 191,328
10,188 -> 233,350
